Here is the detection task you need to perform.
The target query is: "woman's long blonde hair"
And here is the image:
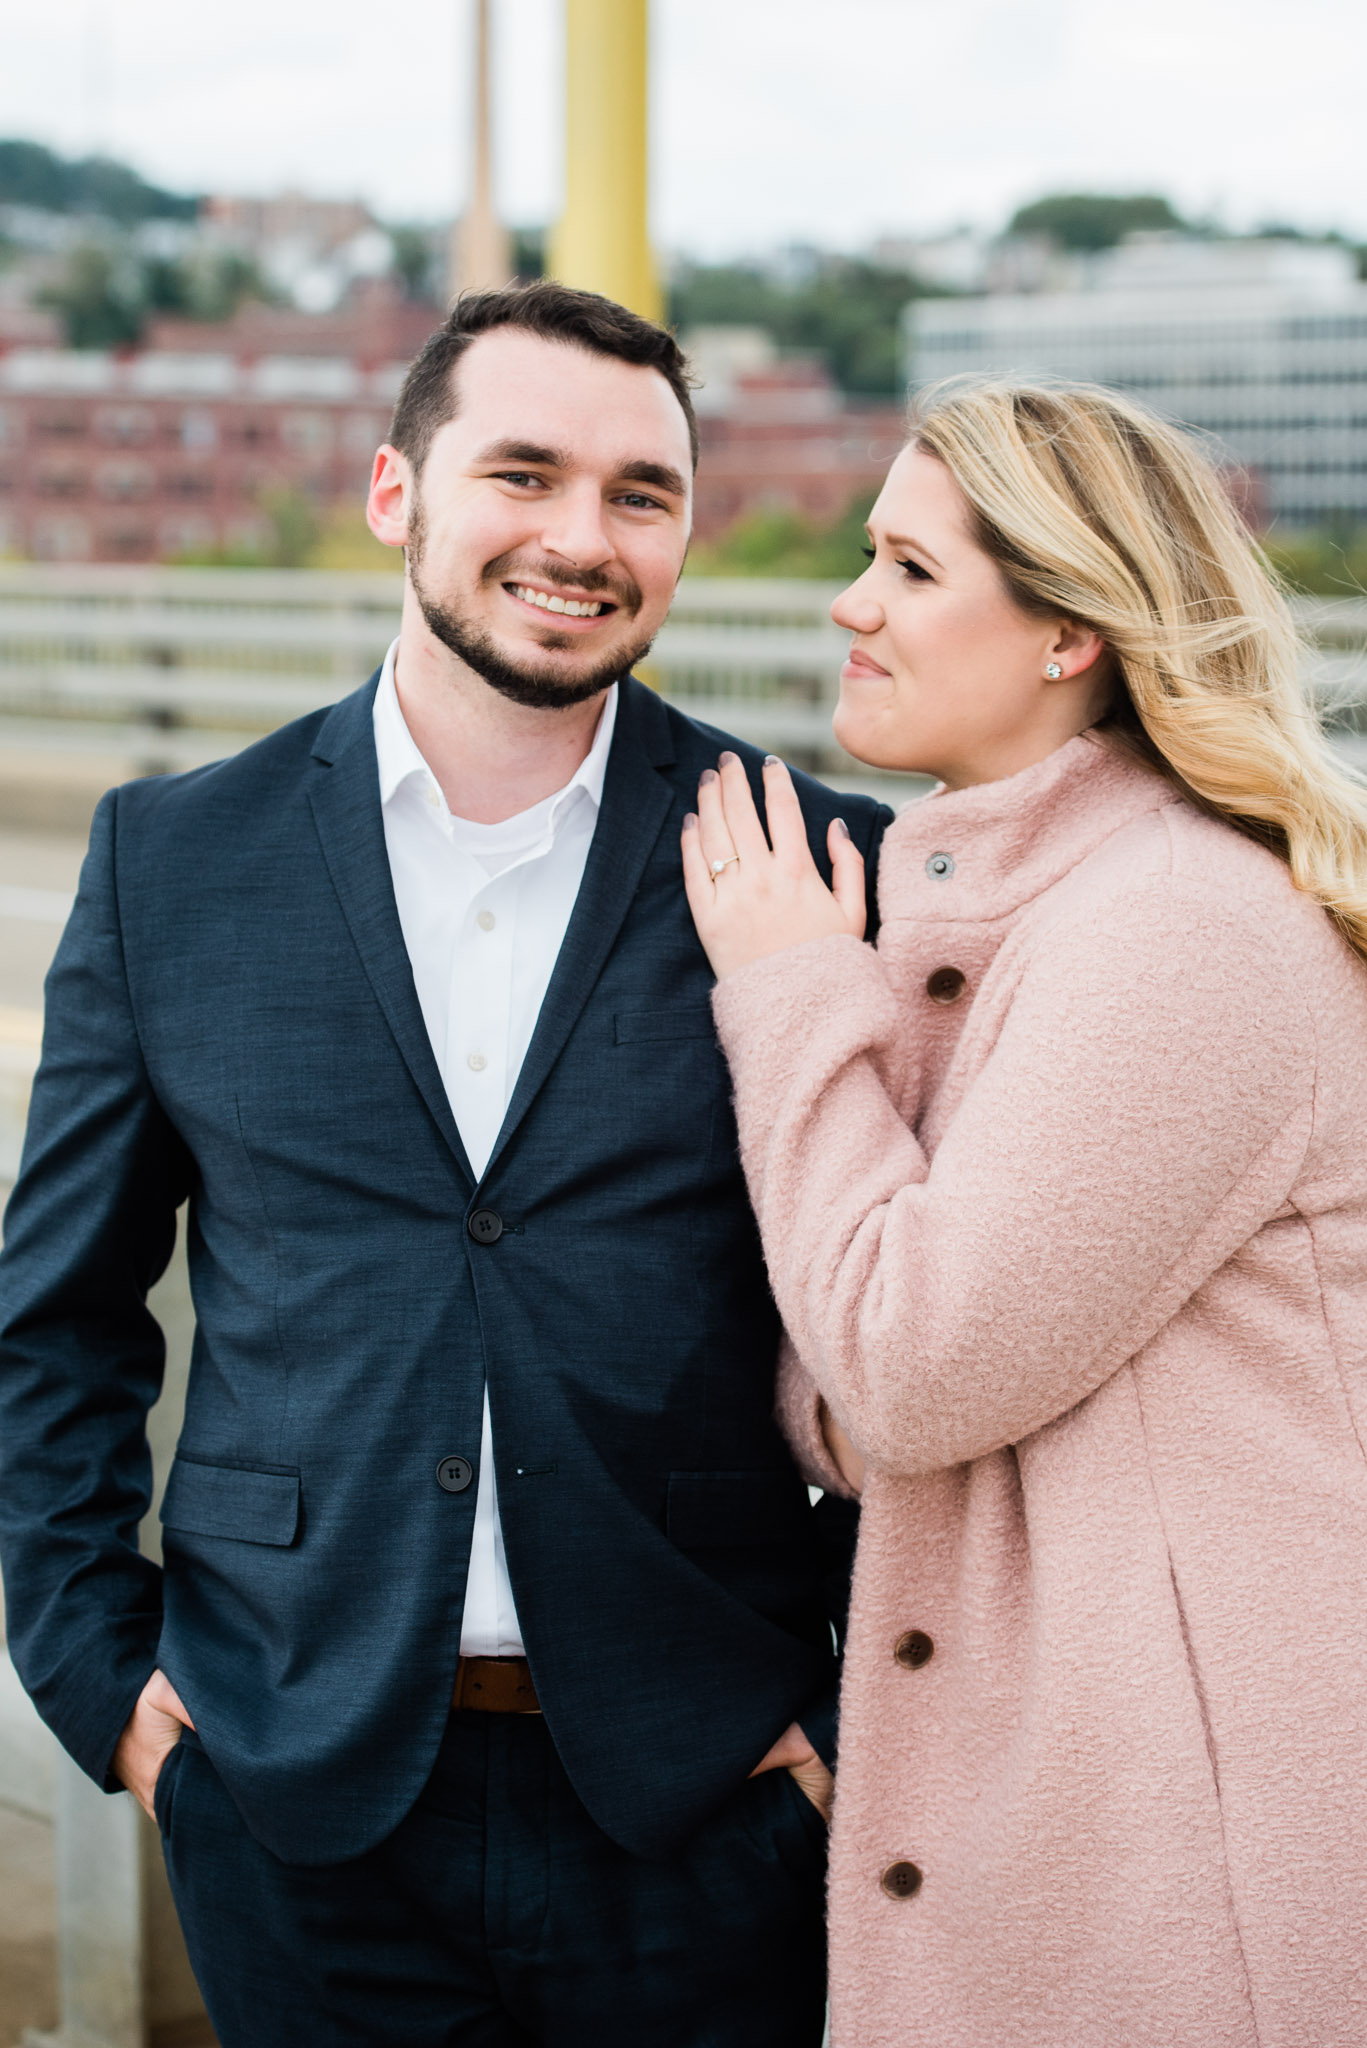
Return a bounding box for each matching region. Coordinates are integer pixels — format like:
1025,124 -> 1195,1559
911,376 -> 1367,962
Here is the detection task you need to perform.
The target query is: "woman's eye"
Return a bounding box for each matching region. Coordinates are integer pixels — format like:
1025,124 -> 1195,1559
896,557 -> 933,583
860,545 -> 876,562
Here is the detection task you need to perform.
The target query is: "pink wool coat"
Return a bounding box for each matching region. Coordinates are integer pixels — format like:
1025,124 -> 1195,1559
712,732 -> 1367,2048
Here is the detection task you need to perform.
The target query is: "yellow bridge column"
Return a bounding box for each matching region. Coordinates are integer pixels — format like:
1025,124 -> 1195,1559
548,0 -> 662,322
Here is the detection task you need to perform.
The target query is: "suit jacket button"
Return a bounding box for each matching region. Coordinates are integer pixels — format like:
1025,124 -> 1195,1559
881,1860 -> 923,1900
468,1208 -> 503,1244
926,968 -> 966,1004
894,1629 -> 934,1669
436,1456 -> 474,1493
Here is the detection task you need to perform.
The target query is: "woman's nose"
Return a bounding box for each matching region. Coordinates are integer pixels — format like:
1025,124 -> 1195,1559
831,575 -> 882,636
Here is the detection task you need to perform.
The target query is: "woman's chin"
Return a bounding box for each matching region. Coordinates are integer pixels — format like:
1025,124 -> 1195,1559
832,707 -> 927,776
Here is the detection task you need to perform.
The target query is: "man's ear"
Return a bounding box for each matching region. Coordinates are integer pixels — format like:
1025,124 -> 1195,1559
367,444 -> 413,549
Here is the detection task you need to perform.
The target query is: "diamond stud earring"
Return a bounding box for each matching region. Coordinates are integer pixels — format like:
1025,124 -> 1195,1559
1044,661 -> 1063,679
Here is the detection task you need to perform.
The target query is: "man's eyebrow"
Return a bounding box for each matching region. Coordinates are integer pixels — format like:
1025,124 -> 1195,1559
613,459 -> 688,498
881,532 -> 945,570
475,439 -> 569,468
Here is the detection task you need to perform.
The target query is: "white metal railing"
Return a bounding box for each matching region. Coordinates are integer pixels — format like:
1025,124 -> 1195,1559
0,565 -> 1363,772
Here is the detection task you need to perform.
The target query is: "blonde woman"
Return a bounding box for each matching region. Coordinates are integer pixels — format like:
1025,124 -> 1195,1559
681,382 -> 1367,2047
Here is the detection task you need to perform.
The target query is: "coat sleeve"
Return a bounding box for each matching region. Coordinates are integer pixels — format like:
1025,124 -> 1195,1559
0,787 -> 191,1788
712,878 -> 1316,1478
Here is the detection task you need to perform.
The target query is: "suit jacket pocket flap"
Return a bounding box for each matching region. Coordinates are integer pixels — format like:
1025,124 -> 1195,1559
160,1457 -> 301,1547
614,1006 -> 717,1045
667,1470 -> 812,1548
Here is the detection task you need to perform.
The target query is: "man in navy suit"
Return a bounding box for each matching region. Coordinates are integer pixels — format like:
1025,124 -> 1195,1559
0,283 -> 888,2045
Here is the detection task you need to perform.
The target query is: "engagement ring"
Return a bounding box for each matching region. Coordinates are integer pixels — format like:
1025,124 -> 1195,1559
709,855 -> 741,878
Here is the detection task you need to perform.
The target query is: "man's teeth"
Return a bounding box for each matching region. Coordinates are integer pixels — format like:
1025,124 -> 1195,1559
514,585 -> 604,617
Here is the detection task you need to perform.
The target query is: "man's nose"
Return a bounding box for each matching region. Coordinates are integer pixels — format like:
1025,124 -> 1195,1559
540,484 -> 613,571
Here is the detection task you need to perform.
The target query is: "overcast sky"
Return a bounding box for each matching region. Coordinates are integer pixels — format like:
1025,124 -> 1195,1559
2,0 -> 1364,255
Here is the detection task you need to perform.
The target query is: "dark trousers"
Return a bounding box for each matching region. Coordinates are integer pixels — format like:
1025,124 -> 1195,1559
156,1714 -> 829,2047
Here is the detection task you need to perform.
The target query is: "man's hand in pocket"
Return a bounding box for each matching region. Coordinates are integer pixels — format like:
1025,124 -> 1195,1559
750,1721 -> 834,1822
112,1669 -> 195,1821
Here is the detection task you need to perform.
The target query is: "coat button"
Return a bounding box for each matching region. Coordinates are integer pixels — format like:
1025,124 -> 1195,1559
436,1455 -> 474,1493
925,967 -> 966,1004
925,852 -> 955,879
894,1629 -> 934,1669
881,1860 -> 923,1900
468,1208 -> 503,1244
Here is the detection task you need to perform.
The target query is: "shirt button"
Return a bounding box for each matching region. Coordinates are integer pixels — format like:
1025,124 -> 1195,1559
425,786 -> 442,810
894,1630 -> 935,1669
926,968 -> 966,1004
467,1052 -> 487,1072
476,910 -> 496,932
881,1861 -> 923,1900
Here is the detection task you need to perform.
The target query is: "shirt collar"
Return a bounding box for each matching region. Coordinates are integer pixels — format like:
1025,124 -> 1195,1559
372,637 -> 618,823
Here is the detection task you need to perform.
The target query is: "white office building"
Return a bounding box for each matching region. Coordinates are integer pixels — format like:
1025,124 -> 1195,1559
907,239 -> 1367,529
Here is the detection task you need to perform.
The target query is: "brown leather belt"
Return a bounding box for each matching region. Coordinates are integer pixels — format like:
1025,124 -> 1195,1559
451,1656 -> 541,1714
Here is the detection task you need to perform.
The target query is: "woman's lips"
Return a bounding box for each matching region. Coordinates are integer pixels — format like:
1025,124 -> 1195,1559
841,649 -> 892,681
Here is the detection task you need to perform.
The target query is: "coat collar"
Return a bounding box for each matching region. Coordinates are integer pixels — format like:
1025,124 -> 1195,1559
879,730 -> 1180,926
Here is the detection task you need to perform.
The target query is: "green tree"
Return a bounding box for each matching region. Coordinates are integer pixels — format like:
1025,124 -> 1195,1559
1007,192 -> 1187,251
669,259 -> 940,398
390,226 -> 436,301
689,492 -> 876,579
38,243 -> 144,348
0,137 -> 195,221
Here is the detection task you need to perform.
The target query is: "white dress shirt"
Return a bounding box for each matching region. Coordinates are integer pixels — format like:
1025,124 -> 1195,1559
373,639 -> 617,1656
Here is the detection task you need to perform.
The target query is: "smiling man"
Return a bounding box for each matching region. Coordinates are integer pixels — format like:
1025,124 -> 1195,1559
0,284 -> 889,2046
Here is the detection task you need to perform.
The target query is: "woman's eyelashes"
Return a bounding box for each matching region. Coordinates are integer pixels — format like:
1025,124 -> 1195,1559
862,543 -> 934,584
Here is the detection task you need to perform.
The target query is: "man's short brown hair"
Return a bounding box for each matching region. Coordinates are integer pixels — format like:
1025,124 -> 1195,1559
389,280 -> 699,475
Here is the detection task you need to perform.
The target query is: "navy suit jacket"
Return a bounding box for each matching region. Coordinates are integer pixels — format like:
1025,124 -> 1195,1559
0,671 -> 889,1865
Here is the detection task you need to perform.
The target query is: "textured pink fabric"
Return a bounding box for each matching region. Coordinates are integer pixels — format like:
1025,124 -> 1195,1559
713,732 -> 1367,2047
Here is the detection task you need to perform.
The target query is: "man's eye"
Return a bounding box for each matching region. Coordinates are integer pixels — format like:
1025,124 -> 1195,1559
496,471 -> 542,488
616,492 -> 663,510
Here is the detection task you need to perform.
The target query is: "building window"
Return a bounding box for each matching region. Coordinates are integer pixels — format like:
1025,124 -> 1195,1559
31,514 -> 93,560
36,411 -> 88,441
97,406 -> 155,446
96,460 -> 155,502
37,466 -> 87,499
165,472 -> 214,500
281,410 -> 333,455
181,410 -> 217,452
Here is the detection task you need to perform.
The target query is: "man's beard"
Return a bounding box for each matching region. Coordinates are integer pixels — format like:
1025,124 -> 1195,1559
407,517 -> 656,711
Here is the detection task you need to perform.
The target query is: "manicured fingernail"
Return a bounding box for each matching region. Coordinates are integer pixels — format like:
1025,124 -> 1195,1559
718,751 -> 739,767
699,768 -> 718,787
833,817 -> 850,839
764,754 -> 781,767
682,812 -> 698,830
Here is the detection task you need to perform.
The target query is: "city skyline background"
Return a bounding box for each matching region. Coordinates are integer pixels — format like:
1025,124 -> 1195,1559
2,0 -> 1366,257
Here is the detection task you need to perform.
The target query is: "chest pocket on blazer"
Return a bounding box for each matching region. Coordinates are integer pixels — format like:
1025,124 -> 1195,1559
667,1470 -> 814,1549
160,1455 -> 301,1547
613,1006 -> 718,1046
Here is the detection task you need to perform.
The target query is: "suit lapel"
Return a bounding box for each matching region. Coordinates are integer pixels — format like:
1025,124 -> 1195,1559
482,678 -> 676,1182
307,678 -> 475,1185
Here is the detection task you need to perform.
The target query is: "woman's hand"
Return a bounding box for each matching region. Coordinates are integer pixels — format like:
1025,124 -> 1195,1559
682,752 -> 866,980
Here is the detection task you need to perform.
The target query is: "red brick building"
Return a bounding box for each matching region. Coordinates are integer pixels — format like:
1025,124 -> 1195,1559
0,294 -> 909,563
691,359 -> 907,543
0,285 -> 441,564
